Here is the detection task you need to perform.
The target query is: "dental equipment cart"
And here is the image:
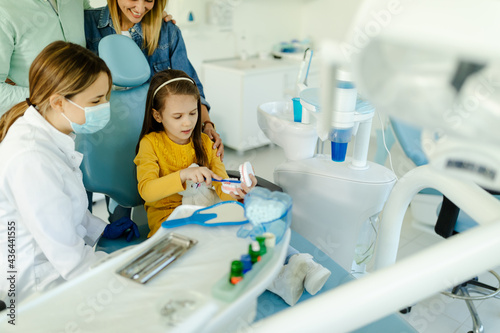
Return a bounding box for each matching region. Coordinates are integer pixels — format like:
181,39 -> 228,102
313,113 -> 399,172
1,206 -> 290,333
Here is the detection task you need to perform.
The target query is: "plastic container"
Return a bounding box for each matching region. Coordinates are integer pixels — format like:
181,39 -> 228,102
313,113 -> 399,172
255,236 -> 267,255
329,127 -> 353,162
331,142 -> 348,162
292,97 -> 302,122
328,70 -> 357,162
240,254 -> 252,274
229,260 -> 244,285
237,188 -> 292,244
334,70 -> 357,114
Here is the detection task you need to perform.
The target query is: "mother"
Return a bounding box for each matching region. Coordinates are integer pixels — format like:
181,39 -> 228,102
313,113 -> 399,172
84,0 -> 224,158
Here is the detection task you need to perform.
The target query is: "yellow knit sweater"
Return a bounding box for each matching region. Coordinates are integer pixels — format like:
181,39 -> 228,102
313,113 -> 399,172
134,131 -> 234,237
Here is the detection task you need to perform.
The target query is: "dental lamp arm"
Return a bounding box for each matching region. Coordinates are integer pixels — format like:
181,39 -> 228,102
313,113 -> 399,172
374,165 -> 500,270
318,41 -> 340,142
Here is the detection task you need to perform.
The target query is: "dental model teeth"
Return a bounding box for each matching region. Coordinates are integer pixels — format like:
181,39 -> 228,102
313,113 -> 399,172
239,161 -> 254,187
221,162 -> 255,195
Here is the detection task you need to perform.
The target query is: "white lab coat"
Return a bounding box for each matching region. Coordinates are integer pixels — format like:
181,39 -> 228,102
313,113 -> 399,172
0,106 -> 108,303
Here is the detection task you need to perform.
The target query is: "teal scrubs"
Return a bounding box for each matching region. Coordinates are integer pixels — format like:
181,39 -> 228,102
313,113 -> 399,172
0,0 -> 91,114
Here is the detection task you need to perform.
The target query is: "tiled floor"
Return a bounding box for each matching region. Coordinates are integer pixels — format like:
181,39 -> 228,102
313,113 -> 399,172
394,210 -> 500,333
93,139 -> 500,332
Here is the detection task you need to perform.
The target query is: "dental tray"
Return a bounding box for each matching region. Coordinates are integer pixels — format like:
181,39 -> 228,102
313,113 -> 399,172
116,232 -> 197,284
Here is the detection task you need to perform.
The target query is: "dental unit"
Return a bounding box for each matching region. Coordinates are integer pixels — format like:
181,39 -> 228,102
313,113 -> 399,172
258,44 -> 397,272
253,0 -> 500,332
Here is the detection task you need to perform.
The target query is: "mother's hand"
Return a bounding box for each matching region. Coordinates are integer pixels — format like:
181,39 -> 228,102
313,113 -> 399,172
204,124 -> 224,161
162,12 -> 176,24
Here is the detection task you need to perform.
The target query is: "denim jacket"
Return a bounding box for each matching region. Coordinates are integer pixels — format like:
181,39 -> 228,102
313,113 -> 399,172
84,6 -> 209,108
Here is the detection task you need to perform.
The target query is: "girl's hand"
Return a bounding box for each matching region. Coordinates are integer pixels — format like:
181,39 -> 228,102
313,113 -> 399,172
229,174 -> 258,201
180,166 -> 221,186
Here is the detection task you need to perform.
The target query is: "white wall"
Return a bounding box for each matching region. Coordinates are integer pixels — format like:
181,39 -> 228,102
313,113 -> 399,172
171,0 -> 304,74
172,0 -> 363,75
300,0 -> 363,44
87,0 -> 363,74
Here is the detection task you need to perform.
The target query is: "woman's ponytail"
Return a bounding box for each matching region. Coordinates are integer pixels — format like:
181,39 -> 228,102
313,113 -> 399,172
0,100 -> 30,143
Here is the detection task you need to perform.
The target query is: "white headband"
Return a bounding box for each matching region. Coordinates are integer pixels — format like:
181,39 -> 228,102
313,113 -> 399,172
152,77 -> 195,98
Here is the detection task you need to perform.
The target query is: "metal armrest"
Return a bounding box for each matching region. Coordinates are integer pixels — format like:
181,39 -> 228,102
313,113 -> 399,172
226,170 -> 282,192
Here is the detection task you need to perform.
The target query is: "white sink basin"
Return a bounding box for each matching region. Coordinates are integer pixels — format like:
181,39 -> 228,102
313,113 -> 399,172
258,101 -> 318,161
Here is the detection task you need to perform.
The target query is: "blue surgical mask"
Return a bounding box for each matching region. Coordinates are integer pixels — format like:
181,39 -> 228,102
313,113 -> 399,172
62,98 -> 111,134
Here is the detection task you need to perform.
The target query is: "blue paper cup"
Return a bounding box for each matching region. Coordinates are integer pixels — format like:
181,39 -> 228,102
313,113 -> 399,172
292,97 -> 302,122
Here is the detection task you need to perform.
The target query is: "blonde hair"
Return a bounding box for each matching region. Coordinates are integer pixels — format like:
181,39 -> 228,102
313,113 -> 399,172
108,0 -> 168,56
0,41 -> 112,143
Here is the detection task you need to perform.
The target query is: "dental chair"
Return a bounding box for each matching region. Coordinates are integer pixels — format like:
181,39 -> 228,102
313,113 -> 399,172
76,35 -> 283,254
386,119 -> 500,333
75,34 -> 151,253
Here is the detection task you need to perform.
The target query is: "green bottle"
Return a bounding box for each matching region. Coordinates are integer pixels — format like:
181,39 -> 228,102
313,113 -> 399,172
229,260 -> 244,285
249,241 -> 261,264
255,236 -> 267,256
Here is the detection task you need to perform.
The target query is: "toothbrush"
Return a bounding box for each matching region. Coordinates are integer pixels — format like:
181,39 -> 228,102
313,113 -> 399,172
206,162 -> 254,195
212,179 -> 241,184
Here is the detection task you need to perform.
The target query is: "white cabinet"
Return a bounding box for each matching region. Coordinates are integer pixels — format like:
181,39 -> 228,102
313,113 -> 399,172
203,58 -> 300,153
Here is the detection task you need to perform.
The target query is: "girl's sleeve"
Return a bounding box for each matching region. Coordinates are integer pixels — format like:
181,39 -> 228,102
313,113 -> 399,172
134,136 -> 186,202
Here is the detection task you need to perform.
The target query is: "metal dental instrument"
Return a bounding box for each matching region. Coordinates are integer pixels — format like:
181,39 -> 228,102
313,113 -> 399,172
117,233 -> 197,284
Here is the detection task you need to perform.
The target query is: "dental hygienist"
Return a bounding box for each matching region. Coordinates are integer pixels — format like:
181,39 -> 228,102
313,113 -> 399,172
0,41 -> 131,304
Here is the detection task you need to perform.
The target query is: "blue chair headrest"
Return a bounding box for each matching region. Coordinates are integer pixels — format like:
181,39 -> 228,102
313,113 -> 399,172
98,34 -> 151,87
390,118 -> 429,167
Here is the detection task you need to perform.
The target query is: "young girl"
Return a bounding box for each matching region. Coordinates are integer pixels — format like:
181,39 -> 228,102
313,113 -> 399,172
135,69 -> 331,306
134,69 -> 256,237
0,41 -> 136,304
